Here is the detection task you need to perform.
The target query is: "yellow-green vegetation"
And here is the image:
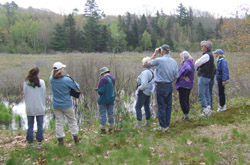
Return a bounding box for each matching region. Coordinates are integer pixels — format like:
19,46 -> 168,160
0,52 -> 250,164
2,99 -> 250,164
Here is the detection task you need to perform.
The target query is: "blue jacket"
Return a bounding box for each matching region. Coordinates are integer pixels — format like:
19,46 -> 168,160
175,59 -> 195,90
50,76 -> 79,110
97,74 -> 115,105
216,57 -> 229,81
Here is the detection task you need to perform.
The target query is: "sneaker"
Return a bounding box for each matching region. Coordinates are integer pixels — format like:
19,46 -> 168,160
200,108 -> 211,117
153,126 -> 169,132
27,143 -> 34,148
221,105 -> 227,111
143,120 -> 150,127
207,105 -> 211,110
134,121 -> 142,129
37,142 -> 42,149
217,106 -> 223,112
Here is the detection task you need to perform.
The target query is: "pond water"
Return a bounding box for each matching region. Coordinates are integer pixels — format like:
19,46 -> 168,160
5,93 -> 154,130
4,101 -> 52,130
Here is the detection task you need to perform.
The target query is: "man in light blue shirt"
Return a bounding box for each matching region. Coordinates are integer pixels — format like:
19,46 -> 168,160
145,44 -> 178,131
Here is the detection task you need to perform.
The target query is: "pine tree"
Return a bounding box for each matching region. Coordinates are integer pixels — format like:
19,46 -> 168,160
50,23 -> 67,51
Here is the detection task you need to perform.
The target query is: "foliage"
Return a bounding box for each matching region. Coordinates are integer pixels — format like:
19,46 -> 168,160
0,2 -> 249,53
0,103 -> 12,126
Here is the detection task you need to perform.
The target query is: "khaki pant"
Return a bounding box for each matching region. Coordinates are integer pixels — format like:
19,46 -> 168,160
54,107 -> 78,138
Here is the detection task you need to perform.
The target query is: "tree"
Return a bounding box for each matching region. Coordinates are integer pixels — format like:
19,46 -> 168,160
64,14 -> 77,51
196,22 -> 206,41
141,30 -> 152,51
82,0 -> 106,52
84,0 -> 104,18
50,23 -> 67,51
110,21 -> 127,53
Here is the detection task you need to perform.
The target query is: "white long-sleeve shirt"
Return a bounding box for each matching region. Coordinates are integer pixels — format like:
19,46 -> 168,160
195,54 -> 210,69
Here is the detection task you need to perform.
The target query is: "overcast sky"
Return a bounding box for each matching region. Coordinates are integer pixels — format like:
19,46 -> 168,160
1,0 -> 249,17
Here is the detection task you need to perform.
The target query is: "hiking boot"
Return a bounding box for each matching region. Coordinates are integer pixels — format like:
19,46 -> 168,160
134,121 -> 142,129
37,142 -> 42,150
101,128 -> 106,134
73,135 -> 79,144
58,138 -> 64,146
108,127 -> 113,133
143,120 -> 150,127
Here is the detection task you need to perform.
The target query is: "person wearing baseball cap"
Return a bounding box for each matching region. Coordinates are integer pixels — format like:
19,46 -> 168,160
49,62 -> 80,145
213,49 -> 229,112
145,44 -> 179,132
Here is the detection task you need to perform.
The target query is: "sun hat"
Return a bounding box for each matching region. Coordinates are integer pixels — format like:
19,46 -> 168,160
160,44 -> 170,51
53,62 -> 66,70
99,67 -> 110,76
213,49 -> 224,55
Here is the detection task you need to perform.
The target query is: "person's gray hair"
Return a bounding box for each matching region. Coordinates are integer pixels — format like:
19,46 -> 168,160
180,51 -> 192,61
142,56 -> 150,66
201,41 -> 213,51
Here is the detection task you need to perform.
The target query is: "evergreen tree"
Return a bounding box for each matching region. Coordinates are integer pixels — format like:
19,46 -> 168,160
64,14 -> 77,51
50,23 -> 67,51
82,0 -> 105,52
196,22 -> 206,41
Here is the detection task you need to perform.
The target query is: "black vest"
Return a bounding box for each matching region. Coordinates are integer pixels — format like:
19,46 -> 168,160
197,51 -> 214,78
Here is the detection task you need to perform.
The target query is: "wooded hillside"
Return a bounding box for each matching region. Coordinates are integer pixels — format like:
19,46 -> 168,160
0,0 -> 249,53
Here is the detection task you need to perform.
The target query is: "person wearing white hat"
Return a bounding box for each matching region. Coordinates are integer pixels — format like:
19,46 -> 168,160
49,62 -> 80,145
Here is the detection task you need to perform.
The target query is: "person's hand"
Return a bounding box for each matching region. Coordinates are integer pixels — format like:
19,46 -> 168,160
183,76 -> 190,82
222,81 -> 227,86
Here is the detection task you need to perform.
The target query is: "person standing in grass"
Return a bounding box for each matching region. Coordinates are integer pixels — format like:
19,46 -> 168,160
195,41 -> 214,117
23,67 -> 46,149
135,57 -> 154,128
50,62 -> 80,145
97,67 -> 115,133
145,44 -> 178,132
213,49 -> 229,112
175,51 -> 195,121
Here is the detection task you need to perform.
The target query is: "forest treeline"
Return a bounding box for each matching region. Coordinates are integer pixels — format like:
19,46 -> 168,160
0,0 -> 249,54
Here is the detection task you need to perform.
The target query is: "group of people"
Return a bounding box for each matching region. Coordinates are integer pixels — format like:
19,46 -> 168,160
23,40 -> 229,149
134,41 -> 229,131
23,62 -> 116,148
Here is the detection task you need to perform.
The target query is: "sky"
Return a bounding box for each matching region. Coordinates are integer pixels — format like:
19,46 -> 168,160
1,0 -> 249,17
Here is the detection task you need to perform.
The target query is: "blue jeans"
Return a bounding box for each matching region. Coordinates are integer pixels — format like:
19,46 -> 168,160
135,92 -> 151,121
209,78 -> 214,108
99,102 -> 114,125
198,76 -> 211,108
217,78 -> 226,107
156,83 -> 173,128
26,115 -> 44,143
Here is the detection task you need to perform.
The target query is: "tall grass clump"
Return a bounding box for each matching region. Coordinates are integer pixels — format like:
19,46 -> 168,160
0,103 -> 12,128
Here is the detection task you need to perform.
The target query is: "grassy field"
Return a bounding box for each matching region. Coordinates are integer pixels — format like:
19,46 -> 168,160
1,98 -> 250,164
0,52 -> 250,164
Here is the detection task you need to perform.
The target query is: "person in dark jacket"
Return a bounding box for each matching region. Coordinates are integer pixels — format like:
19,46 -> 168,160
97,67 -> 115,133
213,49 -> 229,112
195,41 -> 214,117
175,51 -> 195,121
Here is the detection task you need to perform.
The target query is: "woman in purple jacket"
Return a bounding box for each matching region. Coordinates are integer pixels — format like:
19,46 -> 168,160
175,51 -> 195,121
